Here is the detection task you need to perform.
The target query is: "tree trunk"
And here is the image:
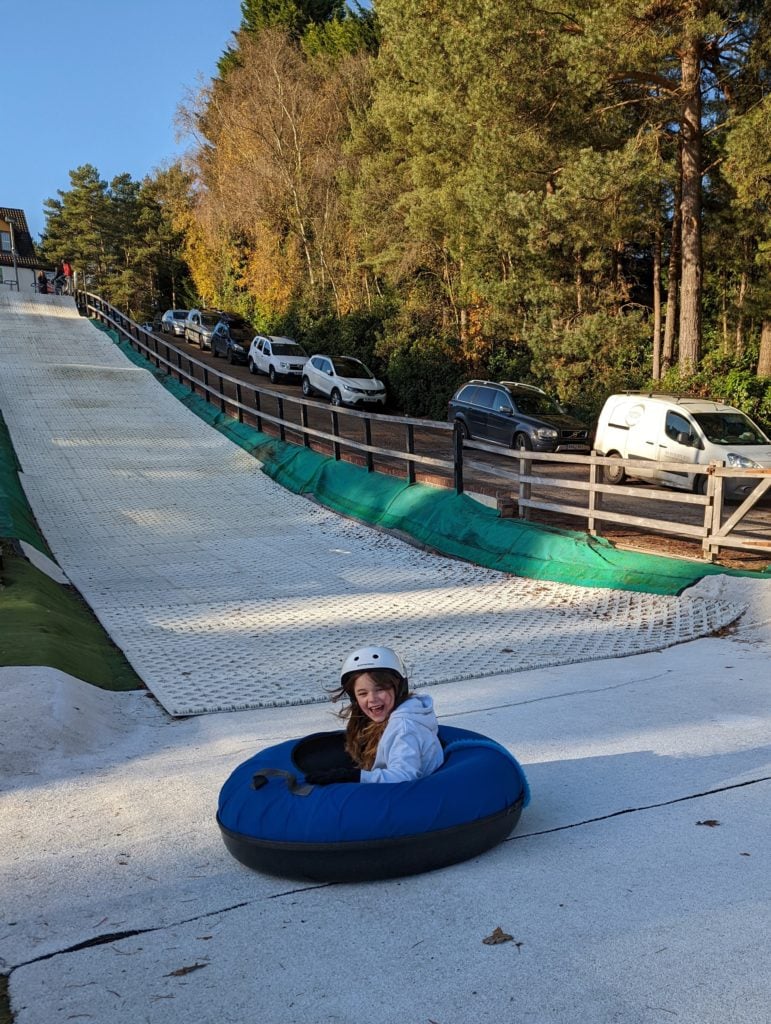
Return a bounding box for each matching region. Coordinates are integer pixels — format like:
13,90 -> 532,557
678,29 -> 703,374
734,266 -> 748,357
758,321 -> 771,377
652,231 -> 662,380
663,145 -> 682,373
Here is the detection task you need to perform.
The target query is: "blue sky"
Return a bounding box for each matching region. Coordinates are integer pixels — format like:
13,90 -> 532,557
1,1 -> 243,241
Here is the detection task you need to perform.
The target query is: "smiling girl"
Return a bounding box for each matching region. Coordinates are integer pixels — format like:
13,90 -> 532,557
305,646 -> 444,785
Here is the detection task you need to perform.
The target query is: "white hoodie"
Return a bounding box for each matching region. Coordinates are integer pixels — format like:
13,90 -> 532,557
360,694 -> 444,784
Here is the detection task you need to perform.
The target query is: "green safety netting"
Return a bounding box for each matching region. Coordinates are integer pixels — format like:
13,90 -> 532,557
96,322 -> 769,595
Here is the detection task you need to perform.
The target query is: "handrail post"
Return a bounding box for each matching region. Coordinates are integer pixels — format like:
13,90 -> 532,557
301,402 -> 310,447
364,417 -> 373,472
236,382 -> 244,423
203,367 -> 210,404
331,410 -> 341,461
219,371 -> 226,414
406,423 -> 415,485
277,397 -> 286,442
518,451 -> 531,519
703,461 -> 721,561
453,422 -> 464,495
587,451 -> 600,535
254,390 -> 262,432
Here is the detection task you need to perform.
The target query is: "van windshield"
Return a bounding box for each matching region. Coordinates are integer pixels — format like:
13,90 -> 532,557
693,412 -> 768,446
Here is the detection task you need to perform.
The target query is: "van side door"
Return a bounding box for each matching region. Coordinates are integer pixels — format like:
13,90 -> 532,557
655,410 -> 703,490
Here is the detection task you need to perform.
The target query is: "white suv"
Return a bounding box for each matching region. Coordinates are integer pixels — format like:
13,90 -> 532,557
302,355 -> 386,407
248,335 -> 308,383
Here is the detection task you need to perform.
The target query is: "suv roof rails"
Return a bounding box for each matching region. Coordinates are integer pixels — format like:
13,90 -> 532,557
499,380 -> 546,393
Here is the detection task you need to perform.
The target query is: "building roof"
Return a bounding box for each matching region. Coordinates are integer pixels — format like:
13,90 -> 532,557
0,208 -> 40,268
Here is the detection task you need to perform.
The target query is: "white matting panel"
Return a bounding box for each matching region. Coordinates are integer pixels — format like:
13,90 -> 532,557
0,294 -> 747,715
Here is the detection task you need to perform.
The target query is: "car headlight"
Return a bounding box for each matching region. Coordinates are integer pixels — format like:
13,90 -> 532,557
726,453 -> 760,469
234,343 -> 246,352
536,428 -> 558,440
344,385 -> 364,394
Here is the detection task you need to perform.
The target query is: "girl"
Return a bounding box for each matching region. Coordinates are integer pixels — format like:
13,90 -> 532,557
306,646 -> 444,785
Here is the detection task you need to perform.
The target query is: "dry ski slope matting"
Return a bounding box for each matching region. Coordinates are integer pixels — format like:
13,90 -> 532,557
0,294 -> 746,715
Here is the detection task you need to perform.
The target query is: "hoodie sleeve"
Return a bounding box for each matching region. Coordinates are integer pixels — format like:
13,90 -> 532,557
359,718 -> 426,784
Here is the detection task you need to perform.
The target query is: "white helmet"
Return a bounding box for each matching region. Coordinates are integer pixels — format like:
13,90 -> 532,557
340,646 -> 408,688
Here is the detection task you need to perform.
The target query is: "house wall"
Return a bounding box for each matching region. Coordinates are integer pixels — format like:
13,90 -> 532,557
0,265 -> 37,293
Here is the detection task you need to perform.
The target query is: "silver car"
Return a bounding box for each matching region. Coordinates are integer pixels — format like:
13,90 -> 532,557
184,309 -> 221,350
160,309 -> 189,336
302,354 -> 387,407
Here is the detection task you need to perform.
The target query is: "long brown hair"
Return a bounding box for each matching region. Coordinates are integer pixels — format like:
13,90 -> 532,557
332,668 -> 408,770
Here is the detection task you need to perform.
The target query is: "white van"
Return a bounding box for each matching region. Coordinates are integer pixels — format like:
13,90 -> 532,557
593,393 -> 771,498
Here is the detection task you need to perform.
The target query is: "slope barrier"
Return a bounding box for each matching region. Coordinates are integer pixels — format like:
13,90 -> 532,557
94,322 -> 769,596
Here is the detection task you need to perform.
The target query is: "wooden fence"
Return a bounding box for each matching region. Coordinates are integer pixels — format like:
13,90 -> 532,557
80,293 -> 771,563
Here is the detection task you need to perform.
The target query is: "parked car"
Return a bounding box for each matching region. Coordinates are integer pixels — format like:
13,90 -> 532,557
184,309 -> 222,350
447,380 -> 591,453
160,309 -> 189,336
140,321 -> 154,333
302,355 -> 387,407
211,314 -> 255,365
593,392 -> 771,498
248,335 -> 309,382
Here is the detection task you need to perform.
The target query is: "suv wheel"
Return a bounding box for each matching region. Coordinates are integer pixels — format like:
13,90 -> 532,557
302,376 -> 313,397
331,388 -> 343,407
456,420 -> 470,440
269,366 -> 277,384
248,357 -> 257,375
513,432 -> 532,451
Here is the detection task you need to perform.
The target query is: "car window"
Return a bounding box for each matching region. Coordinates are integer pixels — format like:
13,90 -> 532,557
264,342 -> 272,355
173,311 -> 187,320
665,411 -> 696,444
272,341 -> 306,356
201,314 -> 220,328
474,387 -> 499,410
333,357 -> 373,378
512,392 -> 563,416
693,412 -> 768,446
455,385 -> 478,405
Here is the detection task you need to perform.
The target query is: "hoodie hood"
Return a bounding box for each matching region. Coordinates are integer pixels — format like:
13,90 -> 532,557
392,694 -> 439,734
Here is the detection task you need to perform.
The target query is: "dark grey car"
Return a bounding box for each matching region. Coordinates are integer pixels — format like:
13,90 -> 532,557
211,314 -> 254,364
447,380 -> 591,452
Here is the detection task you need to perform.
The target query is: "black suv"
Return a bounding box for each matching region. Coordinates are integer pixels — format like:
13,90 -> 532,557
447,380 -> 591,452
211,313 -> 254,365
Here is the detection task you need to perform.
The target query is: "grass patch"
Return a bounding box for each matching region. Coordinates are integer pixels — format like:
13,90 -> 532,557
0,543 -> 142,691
0,976 -> 12,1024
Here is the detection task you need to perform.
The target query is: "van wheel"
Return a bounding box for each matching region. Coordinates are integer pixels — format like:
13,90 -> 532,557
695,473 -> 708,496
603,454 -> 626,485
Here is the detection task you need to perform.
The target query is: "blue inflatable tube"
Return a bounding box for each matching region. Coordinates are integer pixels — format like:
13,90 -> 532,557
217,725 -> 530,881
